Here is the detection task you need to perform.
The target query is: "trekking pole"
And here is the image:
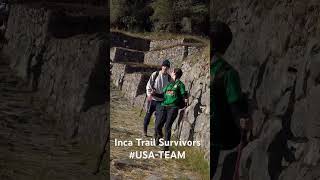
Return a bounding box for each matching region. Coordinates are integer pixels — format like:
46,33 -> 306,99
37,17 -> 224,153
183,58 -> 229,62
177,108 -> 186,139
139,95 -> 147,117
233,129 -> 246,180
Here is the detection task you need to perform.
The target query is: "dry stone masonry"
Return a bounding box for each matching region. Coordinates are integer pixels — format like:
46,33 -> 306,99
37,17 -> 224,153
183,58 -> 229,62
211,0 -> 320,179
2,3 -> 108,171
110,32 -> 210,155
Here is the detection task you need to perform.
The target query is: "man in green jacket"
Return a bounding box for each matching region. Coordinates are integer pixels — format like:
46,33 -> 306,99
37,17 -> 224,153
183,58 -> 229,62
210,21 -> 250,179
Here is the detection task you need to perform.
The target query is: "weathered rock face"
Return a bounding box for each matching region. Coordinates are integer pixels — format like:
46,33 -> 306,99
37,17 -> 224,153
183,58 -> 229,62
2,3 -> 108,165
111,47 -> 145,63
172,51 -> 210,157
110,32 -> 210,156
111,31 -> 150,51
145,42 -> 204,67
110,61 -> 159,108
144,46 -> 186,67
211,0 -> 320,179
37,34 -> 107,145
3,5 -> 50,79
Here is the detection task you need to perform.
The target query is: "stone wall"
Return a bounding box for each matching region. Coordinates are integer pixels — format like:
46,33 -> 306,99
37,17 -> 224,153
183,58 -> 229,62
149,38 -> 200,50
145,44 -> 205,67
144,46 -> 186,67
2,3 -> 108,169
110,61 -> 159,107
3,4 -> 50,79
37,34 -> 107,145
111,31 -> 150,51
110,31 -> 210,155
149,39 -> 185,51
111,62 -> 126,87
110,47 -> 145,63
211,0 -> 320,179
172,50 -> 210,157
121,72 -> 149,102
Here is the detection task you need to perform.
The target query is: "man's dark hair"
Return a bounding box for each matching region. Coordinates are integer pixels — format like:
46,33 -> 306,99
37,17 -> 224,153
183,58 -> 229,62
174,68 -> 183,79
210,21 -> 233,54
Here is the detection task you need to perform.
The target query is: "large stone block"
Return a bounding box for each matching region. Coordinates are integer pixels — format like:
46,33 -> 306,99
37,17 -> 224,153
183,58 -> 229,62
110,47 -> 145,63
110,62 -> 158,89
2,3 -> 108,172
149,38 -> 201,50
37,34 -> 108,147
149,39 -> 185,51
111,31 -> 150,51
211,0 -> 320,178
144,46 -> 186,67
2,3 -> 107,80
110,62 -> 126,88
121,72 -> 150,103
2,4 -> 51,79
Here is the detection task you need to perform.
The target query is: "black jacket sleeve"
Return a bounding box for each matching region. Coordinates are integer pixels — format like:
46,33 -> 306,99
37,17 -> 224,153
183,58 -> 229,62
152,92 -> 164,98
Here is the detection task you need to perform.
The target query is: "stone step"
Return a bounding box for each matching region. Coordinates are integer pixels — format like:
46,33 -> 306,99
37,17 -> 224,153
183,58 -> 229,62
110,47 -> 145,63
121,72 -> 150,102
111,31 -> 151,51
110,62 -> 160,106
111,62 -> 158,88
144,44 -> 203,67
149,38 -> 202,51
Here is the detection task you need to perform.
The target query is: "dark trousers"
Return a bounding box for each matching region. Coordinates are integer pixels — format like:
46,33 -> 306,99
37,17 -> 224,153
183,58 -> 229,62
143,100 -> 161,134
211,144 -> 221,179
155,106 -> 179,143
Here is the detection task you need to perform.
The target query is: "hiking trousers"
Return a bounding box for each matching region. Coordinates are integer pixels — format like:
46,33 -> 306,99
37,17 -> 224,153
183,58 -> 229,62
211,144 -> 221,179
143,100 -> 161,134
155,106 -> 179,142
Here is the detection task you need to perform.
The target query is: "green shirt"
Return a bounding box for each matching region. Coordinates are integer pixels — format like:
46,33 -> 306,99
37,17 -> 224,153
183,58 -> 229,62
210,57 -> 242,114
161,79 -> 185,107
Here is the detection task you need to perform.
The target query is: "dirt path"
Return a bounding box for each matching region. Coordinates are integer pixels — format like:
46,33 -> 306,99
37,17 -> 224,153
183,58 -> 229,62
0,58 -> 106,180
110,86 -> 204,180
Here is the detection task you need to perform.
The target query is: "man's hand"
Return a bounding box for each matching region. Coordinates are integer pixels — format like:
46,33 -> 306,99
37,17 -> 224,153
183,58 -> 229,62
147,89 -> 156,101
184,98 -> 189,107
150,88 -> 157,95
240,118 -> 252,130
147,95 -> 153,101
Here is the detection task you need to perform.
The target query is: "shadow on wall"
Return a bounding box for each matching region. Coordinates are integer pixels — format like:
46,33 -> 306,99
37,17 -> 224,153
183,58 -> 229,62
10,0 -> 107,6
48,13 -> 107,38
81,38 -> 108,112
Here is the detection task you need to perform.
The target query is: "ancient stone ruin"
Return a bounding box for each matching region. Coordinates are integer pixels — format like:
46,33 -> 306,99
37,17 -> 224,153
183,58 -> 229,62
211,0 -> 320,179
1,2 -> 108,173
110,31 -> 210,156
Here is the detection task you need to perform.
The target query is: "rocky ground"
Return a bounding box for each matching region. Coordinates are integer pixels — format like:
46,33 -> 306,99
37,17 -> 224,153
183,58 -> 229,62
0,56 -> 106,180
110,85 -> 207,180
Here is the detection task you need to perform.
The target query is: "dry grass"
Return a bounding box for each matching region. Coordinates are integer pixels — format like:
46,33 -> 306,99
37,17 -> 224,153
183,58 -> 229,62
173,145 -> 210,180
